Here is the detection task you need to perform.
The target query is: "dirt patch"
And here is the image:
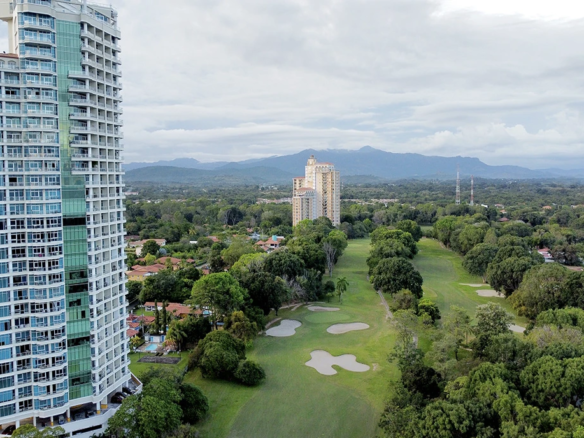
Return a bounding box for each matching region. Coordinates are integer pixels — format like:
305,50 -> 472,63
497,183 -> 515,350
291,303 -> 304,311
138,355 -> 181,365
305,350 -> 370,375
510,324 -> 526,333
477,290 -> 505,298
265,319 -> 301,337
307,306 -> 340,312
372,363 -> 379,371
460,283 -> 488,287
327,323 -> 370,334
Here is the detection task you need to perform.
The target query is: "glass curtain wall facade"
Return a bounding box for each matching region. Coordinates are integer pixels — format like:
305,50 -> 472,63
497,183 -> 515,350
0,1 -> 129,435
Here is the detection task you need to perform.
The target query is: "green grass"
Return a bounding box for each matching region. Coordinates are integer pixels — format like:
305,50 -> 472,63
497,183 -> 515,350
132,308 -> 154,317
185,239 -> 398,438
412,238 -> 528,325
128,352 -> 189,377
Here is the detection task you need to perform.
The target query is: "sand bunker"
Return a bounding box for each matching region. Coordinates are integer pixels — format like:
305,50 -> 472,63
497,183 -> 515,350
265,319 -> 301,337
305,350 -> 370,375
477,290 -> 505,298
510,324 -> 525,333
307,306 -> 340,312
327,323 -> 370,334
461,283 -> 488,287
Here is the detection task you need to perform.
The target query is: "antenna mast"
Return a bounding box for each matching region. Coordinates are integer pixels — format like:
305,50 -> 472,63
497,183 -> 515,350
455,164 -> 460,205
470,175 -> 474,206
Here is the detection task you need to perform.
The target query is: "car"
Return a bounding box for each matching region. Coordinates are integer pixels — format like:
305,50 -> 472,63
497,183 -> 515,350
122,386 -> 133,395
114,391 -> 127,399
111,395 -> 124,404
58,415 -> 65,425
2,425 -> 16,435
74,412 -> 85,421
86,410 -> 96,418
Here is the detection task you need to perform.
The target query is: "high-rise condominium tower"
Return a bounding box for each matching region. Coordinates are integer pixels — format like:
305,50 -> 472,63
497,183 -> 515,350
0,0 -> 131,435
292,155 -> 340,226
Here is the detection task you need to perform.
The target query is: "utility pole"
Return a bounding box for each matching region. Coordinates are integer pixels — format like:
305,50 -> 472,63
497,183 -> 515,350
455,164 -> 460,205
470,175 -> 474,206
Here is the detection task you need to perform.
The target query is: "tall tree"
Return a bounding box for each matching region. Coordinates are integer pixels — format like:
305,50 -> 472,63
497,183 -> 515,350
142,240 -> 161,257
191,273 -> 247,329
372,258 -> 423,297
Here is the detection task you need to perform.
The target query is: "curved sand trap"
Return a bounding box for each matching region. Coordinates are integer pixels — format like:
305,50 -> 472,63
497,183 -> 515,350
305,350 -> 370,375
327,323 -> 370,334
477,289 -> 505,298
461,283 -> 488,287
265,319 -> 301,337
307,306 -> 340,312
510,324 -> 525,333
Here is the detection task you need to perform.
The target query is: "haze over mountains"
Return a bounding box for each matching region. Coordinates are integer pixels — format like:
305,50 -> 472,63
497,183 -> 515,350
124,147 -> 582,185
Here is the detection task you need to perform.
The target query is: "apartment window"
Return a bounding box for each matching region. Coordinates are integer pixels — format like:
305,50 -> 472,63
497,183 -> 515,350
0,321 -> 11,332
10,233 -> 25,244
26,204 -> 43,215
47,231 -> 60,242
0,292 -> 9,304
12,262 -> 25,272
28,232 -> 45,243
46,203 -> 60,214
10,219 -> 25,230
26,189 -> 43,201
46,217 -> 61,228
27,218 -> 44,229
11,247 -> 26,259
45,189 -> 60,200
47,245 -> 62,257
0,308 -> 9,319
9,204 -> 24,215
26,175 -> 42,187
44,176 -> 59,186
9,190 -> 24,201
28,247 -> 44,258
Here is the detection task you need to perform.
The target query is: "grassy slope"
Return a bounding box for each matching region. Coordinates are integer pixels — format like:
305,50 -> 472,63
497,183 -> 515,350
413,238 -> 528,325
186,239 -> 397,438
128,352 -> 189,377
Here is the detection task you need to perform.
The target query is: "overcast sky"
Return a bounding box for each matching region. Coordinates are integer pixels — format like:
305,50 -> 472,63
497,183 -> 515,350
3,0 -> 584,168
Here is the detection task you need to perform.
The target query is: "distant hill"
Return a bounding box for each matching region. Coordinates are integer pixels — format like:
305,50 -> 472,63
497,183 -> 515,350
124,165 -> 295,186
125,146 -> 578,183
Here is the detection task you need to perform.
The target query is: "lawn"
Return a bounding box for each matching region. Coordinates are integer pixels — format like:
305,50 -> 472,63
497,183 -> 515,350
412,238 -> 528,326
185,239 -> 398,438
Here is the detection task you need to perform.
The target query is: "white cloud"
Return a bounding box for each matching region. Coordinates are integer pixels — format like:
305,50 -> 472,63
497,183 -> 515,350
1,0 -> 583,168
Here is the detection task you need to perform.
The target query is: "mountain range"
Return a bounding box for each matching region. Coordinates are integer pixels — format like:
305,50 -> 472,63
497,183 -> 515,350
124,147 -> 583,185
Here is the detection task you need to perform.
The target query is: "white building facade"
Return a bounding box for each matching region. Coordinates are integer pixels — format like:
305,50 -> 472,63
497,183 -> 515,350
0,0 -> 132,435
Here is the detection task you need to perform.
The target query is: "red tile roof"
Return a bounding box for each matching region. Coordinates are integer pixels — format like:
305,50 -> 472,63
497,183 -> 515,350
127,329 -> 139,338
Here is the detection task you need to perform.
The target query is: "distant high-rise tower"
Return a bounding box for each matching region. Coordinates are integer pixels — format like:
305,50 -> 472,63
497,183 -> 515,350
455,165 -> 461,205
470,175 -> 474,206
0,1 -> 131,435
292,155 -> 340,226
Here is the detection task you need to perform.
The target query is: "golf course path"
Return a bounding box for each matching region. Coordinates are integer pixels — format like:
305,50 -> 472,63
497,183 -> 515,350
377,290 -> 392,320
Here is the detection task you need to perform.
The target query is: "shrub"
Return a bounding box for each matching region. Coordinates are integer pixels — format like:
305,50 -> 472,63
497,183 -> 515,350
179,383 -> 209,424
235,360 -> 266,386
199,343 -> 240,378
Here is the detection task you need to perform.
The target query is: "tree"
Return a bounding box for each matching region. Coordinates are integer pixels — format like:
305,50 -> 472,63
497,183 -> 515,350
238,271 -> 288,315
370,228 -> 418,256
290,242 -> 327,273
396,220 -> 422,242
179,383 -> 209,424
140,270 -> 178,303
372,258 -> 423,297
162,301 -> 168,335
509,263 -> 569,319
323,241 -> 337,277
191,273 -> 247,329
209,242 -> 227,273
224,311 -> 258,345
142,240 -> 161,257
167,318 -> 188,351
418,298 -> 441,323
433,216 -> 458,247
336,276 -> 349,303
196,331 -> 246,379
486,256 -> 542,295
474,302 -> 513,338
263,251 -> 305,281
367,239 -> 413,274
221,238 -> 259,267
462,243 -> 498,281
106,378 -> 183,438
235,360 -> 266,386
12,425 -> 66,438
127,280 -> 143,303
443,306 -> 471,360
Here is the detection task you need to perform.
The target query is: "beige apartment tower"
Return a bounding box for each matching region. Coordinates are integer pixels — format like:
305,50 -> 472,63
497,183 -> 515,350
292,155 -> 340,226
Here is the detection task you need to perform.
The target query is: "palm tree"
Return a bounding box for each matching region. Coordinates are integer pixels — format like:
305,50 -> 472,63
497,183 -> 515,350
336,277 -> 349,304
166,320 -> 187,351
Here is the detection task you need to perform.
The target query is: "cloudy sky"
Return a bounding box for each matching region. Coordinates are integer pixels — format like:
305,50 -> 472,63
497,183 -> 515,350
4,0 -> 584,168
